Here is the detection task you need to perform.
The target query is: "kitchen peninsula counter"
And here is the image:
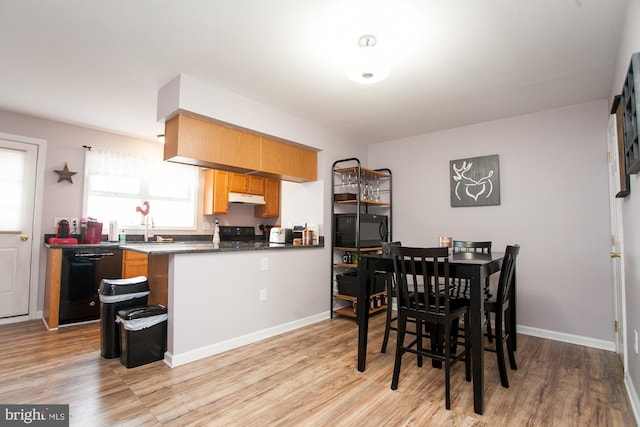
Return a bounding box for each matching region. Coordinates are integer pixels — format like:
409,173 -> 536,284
122,238 -> 326,368
43,237 -> 326,363
119,240 -> 323,255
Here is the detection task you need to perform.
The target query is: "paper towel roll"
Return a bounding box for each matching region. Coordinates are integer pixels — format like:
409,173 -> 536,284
108,220 -> 119,241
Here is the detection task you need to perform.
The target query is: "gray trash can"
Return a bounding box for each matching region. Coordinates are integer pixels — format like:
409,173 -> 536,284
116,305 -> 168,368
98,276 -> 149,359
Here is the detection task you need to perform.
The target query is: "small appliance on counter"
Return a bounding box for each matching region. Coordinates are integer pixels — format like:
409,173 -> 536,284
292,225 -> 315,245
269,227 -> 293,244
258,224 -> 274,241
292,225 -> 305,240
81,218 -> 104,244
47,219 -> 78,245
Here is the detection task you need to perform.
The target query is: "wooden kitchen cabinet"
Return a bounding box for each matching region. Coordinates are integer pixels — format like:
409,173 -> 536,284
205,168 -> 278,217
122,250 -> 148,278
164,114 -> 261,171
254,177 -> 280,218
147,254 -> 169,306
123,251 -> 167,306
261,137 -> 317,182
165,113 -> 317,183
203,169 -> 230,215
229,172 -> 265,195
221,127 -> 262,171
43,247 -> 62,330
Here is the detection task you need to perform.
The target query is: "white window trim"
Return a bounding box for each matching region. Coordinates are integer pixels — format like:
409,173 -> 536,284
82,149 -> 199,232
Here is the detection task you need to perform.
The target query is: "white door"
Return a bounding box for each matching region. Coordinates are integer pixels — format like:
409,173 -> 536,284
607,115 -> 626,367
0,138 -> 37,318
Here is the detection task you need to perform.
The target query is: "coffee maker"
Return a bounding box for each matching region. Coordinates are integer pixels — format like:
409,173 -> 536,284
81,219 -> 103,244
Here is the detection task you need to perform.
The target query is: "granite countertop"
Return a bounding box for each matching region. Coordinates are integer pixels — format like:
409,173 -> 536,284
45,239 -> 324,254
120,241 -> 323,255
44,242 -> 121,249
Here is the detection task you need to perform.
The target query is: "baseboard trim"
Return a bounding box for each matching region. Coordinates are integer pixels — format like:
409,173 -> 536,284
0,315 -> 30,326
518,325 -> 615,351
625,372 -> 640,426
164,311 -> 331,368
0,310 -> 43,326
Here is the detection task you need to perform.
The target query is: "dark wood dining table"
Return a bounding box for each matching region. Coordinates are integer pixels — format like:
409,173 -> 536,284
356,250 -> 509,415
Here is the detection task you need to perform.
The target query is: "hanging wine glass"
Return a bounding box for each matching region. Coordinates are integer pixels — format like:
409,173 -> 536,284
341,172 -> 348,194
350,172 -> 357,195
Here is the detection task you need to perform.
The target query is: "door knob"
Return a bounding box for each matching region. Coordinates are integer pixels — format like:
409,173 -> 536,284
20,235 -> 29,241
610,252 -> 621,258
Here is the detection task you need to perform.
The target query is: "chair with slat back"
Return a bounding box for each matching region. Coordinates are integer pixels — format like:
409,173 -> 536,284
451,240 -> 492,298
390,245 -> 470,410
485,244 -> 520,388
449,240 -> 492,350
452,240 -> 492,254
381,241 -> 403,353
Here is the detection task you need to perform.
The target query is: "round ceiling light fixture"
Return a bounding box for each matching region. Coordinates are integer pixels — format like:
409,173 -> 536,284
346,34 -> 390,84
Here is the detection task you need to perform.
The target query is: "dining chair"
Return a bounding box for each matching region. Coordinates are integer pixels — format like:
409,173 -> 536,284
390,245 -> 470,410
381,241 -> 402,353
450,240 -> 492,349
452,240 -> 492,254
484,244 -> 520,388
451,240 -> 492,298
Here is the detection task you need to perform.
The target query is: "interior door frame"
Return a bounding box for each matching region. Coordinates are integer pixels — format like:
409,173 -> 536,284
0,132 -> 46,324
606,116 -> 627,370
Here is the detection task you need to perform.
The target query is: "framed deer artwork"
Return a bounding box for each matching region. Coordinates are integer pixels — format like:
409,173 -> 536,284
450,154 -> 500,207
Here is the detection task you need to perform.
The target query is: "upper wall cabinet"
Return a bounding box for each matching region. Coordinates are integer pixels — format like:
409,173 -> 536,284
228,172 -> 265,195
164,113 -> 318,183
203,169 -> 280,217
203,169 -> 229,215
261,137 -> 317,182
254,178 -> 280,218
164,114 -> 261,172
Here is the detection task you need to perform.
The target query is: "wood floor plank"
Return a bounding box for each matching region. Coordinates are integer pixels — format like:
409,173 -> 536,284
0,314 -> 635,426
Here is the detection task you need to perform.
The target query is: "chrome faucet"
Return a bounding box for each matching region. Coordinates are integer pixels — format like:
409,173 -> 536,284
144,216 -> 154,242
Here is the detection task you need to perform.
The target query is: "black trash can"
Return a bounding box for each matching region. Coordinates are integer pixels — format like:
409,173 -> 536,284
98,276 -> 149,359
116,305 -> 168,368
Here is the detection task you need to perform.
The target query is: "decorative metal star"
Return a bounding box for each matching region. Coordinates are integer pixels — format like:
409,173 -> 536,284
54,162 -> 77,183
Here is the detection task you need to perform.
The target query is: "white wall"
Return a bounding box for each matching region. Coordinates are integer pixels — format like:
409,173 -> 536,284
167,247 -> 326,366
610,0 -> 640,416
368,100 -> 613,344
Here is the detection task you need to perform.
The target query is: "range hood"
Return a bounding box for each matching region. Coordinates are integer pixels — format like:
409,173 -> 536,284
228,192 -> 266,205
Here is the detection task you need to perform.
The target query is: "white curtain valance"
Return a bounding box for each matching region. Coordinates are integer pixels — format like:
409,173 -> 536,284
85,149 -> 198,185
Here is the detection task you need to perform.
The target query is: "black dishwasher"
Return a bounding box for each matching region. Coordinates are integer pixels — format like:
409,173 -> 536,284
60,248 -> 123,325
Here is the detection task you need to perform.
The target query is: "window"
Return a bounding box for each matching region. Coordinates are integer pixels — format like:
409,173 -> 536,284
84,149 -> 199,230
0,147 -> 26,231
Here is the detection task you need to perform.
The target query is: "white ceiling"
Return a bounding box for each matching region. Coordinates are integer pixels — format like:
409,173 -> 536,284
0,0 -> 628,144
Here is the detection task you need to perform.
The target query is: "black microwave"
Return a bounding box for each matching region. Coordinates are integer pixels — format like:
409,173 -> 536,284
334,213 -> 388,248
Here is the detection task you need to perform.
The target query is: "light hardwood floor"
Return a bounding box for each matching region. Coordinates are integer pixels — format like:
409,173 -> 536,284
0,313 -> 635,426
